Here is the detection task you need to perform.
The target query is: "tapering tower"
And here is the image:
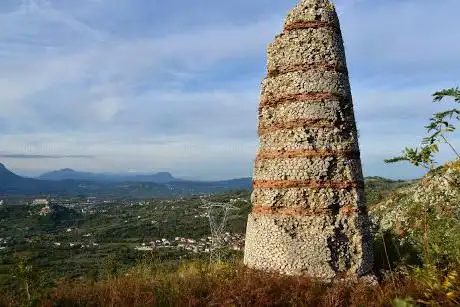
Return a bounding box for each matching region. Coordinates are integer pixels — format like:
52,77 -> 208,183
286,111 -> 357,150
244,0 -> 373,279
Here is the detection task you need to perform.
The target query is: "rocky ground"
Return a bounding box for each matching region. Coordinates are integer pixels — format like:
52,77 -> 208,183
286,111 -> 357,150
371,160 -> 459,232
370,160 -> 460,266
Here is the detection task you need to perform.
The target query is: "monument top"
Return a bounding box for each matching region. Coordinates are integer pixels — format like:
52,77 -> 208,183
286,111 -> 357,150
284,0 -> 338,28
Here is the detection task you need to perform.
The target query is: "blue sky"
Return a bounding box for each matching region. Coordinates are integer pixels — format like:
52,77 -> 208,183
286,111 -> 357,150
0,0 -> 459,180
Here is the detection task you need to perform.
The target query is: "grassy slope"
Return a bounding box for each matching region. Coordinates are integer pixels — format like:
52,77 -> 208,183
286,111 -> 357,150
4,175 -> 459,306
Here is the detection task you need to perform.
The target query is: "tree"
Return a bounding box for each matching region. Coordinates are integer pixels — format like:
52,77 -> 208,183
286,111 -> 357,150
426,88 -> 460,158
102,253 -> 119,278
10,253 -> 39,303
385,87 -> 460,169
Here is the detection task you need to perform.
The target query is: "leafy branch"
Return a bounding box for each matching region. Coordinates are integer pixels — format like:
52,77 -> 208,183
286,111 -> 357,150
385,146 -> 437,170
433,87 -> 460,103
423,110 -> 460,159
385,87 -> 459,169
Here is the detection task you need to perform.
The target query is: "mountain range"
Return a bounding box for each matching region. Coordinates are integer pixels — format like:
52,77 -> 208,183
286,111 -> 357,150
38,168 -> 180,183
0,163 -> 252,198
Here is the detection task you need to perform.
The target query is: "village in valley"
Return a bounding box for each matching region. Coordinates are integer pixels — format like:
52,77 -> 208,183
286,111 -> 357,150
0,193 -> 249,263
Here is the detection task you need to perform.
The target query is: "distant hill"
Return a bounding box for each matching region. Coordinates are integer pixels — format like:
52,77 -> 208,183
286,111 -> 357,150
3,163 -> 414,200
0,163 -> 251,198
38,168 -> 94,181
0,163 -> 24,184
0,164 -> 91,195
166,177 -> 253,194
38,169 -> 180,183
125,172 -> 178,184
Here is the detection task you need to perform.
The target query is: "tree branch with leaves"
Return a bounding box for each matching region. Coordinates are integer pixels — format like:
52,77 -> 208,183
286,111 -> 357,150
385,87 -> 460,169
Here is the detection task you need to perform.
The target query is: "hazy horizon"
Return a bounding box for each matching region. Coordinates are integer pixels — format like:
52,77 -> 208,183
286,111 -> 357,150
1,161 -> 425,181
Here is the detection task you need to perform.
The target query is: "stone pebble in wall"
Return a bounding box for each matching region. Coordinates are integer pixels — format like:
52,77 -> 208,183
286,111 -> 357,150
253,156 -> 363,182
267,29 -> 347,75
261,70 -> 351,102
284,0 -> 339,25
259,127 -> 358,152
244,212 -> 373,278
260,100 -> 343,126
251,187 -> 365,211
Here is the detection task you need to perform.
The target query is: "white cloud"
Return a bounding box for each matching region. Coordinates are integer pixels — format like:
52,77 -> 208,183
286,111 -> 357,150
0,2 -> 276,126
341,0 -> 460,81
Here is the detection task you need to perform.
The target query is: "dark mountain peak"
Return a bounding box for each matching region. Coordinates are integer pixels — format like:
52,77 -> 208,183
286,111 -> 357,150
153,172 -> 176,183
59,168 -> 77,173
38,168 -> 92,181
0,163 -> 24,184
0,163 -> 12,174
154,172 -> 174,179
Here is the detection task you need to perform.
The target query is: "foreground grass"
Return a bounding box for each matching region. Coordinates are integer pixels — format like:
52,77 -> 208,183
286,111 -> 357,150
1,260 -> 459,307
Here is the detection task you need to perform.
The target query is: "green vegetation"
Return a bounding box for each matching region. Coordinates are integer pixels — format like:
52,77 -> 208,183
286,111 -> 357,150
365,176 -> 415,206
385,87 -> 460,169
372,86 -> 460,306
371,160 -> 460,306
0,191 -> 251,301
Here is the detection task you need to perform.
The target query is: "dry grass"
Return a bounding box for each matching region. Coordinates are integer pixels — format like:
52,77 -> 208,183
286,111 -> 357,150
0,296 -> 14,307
0,263 -> 452,307
3,260 -> 456,307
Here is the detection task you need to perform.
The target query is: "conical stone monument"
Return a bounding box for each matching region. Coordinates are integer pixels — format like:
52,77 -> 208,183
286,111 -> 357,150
244,0 -> 374,279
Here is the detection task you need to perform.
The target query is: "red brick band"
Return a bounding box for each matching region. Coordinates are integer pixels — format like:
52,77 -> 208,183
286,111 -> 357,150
256,148 -> 359,160
253,180 -> 364,189
251,205 -> 365,217
284,21 -> 337,32
267,63 -> 347,78
260,92 -> 349,108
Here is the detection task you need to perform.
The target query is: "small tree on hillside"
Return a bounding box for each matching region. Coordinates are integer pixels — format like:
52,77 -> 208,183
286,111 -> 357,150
385,87 -> 460,169
10,253 -> 40,303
